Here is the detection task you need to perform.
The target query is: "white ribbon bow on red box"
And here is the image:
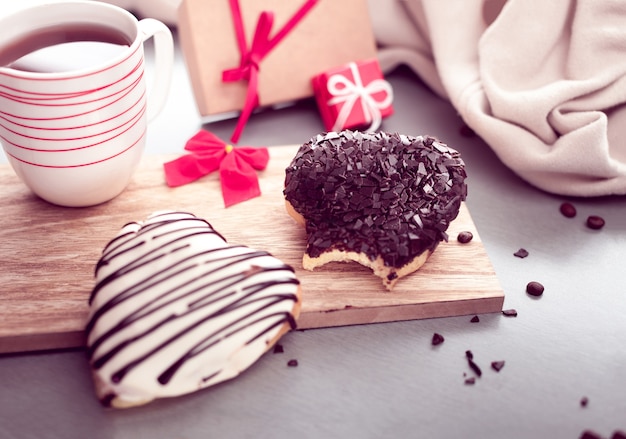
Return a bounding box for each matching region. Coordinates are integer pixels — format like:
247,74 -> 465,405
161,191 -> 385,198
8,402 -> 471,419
326,62 -> 393,132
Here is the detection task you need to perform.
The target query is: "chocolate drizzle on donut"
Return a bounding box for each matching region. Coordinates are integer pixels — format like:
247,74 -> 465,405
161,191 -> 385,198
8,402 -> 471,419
284,131 -> 467,270
86,211 -> 300,406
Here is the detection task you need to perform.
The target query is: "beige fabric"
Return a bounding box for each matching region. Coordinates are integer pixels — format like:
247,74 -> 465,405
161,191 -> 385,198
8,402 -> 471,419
373,0 -> 626,196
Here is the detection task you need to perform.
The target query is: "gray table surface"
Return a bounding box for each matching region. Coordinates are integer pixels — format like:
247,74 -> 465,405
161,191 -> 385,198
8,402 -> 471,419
1,29 -> 625,439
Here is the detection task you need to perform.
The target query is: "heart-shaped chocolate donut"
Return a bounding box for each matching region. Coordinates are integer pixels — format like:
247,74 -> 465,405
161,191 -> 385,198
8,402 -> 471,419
86,211 -> 301,408
284,131 -> 467,289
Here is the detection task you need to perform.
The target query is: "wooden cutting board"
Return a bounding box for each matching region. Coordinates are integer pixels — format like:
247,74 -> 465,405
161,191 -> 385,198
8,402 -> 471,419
0,145 -> 504,353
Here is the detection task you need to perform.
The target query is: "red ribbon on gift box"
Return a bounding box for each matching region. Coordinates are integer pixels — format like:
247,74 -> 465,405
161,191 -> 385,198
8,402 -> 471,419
163,130 -> 269,207
222,0 -> 318,143
326,62 -> 393,132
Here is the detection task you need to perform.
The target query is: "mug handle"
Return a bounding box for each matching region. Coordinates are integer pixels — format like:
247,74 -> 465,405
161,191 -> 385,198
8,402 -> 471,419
138,18 -> 174,123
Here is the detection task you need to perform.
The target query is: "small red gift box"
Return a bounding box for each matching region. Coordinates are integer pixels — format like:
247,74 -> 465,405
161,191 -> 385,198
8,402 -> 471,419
312,58 -> 394,132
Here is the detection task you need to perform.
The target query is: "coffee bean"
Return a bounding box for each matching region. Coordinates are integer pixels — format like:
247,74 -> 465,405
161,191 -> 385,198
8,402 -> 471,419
586,215 -> 605,230
526,281 -> 544,297
457,231 -> 473,244
559,202 -> 577,218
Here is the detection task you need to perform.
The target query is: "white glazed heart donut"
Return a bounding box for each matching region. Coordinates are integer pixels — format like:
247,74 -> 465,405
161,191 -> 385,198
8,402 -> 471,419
86,211 -> 301,408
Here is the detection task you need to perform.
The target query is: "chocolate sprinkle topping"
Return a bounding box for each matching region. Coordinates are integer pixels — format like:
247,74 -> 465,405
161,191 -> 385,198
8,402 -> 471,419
284,131 -> 467,269
580,396 -> 589,407
514,248 -> 529,258
470,315 -> 480,323
586,215 -> 605,230
287,359 -> 298,367
457,231 -> 473,244
502,309 -> 518,317
464,377 -> 476,385
612,431 -> 626,439
273,344 -> 284,354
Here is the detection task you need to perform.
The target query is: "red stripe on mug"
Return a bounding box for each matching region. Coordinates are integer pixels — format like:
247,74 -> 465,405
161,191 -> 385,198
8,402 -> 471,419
0,103 -> 146,153
0,57 -> 144,101
0,78 -> 145,122
0,101 -> 146,145
0,88 -> 145,133
4,128 -> 146,168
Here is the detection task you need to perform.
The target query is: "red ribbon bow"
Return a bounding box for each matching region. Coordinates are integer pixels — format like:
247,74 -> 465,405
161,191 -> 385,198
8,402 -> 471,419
163,130 -> 269,207
222,0 -> 318,143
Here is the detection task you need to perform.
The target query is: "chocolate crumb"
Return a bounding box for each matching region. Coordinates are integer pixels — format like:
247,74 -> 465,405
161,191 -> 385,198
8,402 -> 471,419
470,315 -> 480,323
457,231 -> 473,244
611,431 -> 626,439
468,360 -> 482,377
514,248 -> 529,258
431,333 -> 445,346
580,396 -> 589,407
464,377 -> 476,385
580,431 -> 602,439
559,202 -> 577,218
465,350 -> 482,377
526,281 -> 545,297
502,309 -> 518,317
586,215 -> 605,230
491,361 -> 505,372
273,344 -> 284,354
287,359 -> 298,367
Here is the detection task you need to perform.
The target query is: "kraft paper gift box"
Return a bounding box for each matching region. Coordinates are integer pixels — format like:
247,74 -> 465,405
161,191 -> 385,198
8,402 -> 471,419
177,0 -> 378,121
312,58 -> 394,132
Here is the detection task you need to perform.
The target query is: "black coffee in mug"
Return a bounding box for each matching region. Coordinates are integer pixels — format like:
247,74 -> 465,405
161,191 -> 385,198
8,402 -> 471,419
0,24 -> 132,73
